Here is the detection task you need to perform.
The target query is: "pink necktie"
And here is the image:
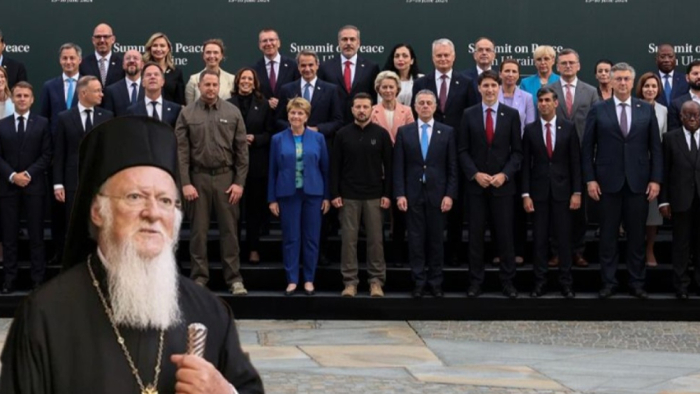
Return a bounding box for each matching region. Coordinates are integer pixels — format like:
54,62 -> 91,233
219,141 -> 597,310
565,84 -> 573,117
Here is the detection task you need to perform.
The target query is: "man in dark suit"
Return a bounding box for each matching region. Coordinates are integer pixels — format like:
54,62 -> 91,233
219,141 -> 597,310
668,60 -> 700,131
0,30 -> 28,88
659,101 -> 700,299
547,48 -> 600,268
252,28 -> 300,112
40,43 -> 82,134
78,23 -> 124,88
318,25 -> 380,123
522,87 -> 581,298
412,38 -> 478,266
463,37 -> 498,102
54,75 -> 113,224
394,89 -> 457,298
654,44 -> 689,108
102,49 -> 145,116
459,70 -> 522,298
582,62 -> 663,299
0,82 -> 51,292
126,62 -> 181,128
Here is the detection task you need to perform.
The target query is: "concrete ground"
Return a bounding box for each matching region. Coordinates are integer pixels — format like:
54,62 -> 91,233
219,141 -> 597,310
2,319 -> 700,393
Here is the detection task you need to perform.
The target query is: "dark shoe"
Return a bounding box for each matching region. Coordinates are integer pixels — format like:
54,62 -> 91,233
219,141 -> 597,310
561,286 -> 575,299
393,262 -> 404,268
467,285 -> 482,298
412,286 -> 425,298
448,254 -> 460,267
629,287 -> 648,299
548,256 -> 559,267
676,291 -> 689,300
304,283 -> 315,296
284,289 -> 296,296
430,286 -> 444,298
503,284 -> 518,299
304,289 -> 315,296
573,254 -> 589,267
598,286 -> 616,299
530,285 -> 546,298
317,253 -> 330,267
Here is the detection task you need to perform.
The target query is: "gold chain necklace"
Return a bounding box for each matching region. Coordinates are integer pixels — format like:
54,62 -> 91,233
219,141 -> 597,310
87,255 -> 165,394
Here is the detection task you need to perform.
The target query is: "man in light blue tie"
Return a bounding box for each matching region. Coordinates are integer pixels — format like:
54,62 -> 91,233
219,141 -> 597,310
39,43 -> 82,135
394,89 -> 458,298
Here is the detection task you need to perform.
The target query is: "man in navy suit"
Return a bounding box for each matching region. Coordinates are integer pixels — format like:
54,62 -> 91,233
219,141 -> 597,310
394,89 -> 457,298
0,30 -> 28,89
252,29 -> 300,112
583,62 -> 663,299
0,82 -> 51,292
668,60 -> 700,130
318,25 -> 380,123
54,75 -> 113,223
126,62 -> 181,128
412,38 -> 478,266
459,70 -> 522,299
78,23 -> 124,88
40,43 -> 82,134
103,49 -> 144,116
522,87 -> 581,298
653,44 -> 689,109
463,37 -> 498,102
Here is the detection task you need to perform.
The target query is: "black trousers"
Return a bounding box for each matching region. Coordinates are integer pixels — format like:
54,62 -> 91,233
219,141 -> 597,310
598,182 -> 648,289
468,190 -> 516,286
532,197 -> 573,287
445,179 -> 465,262
243,177 -> 267,252
552,179 -> 588,257
671,193 -> 700,292
407,186 -> 445,289
390,203 -> 407,262
0,194 -> 45,285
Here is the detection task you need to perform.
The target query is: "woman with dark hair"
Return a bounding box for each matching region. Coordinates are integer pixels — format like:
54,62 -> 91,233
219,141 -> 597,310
594,59 -> 614,100
228,67 -> 273,264
382,43 -> 423,106
635,72 -> 668,267
143,32 -> 185,105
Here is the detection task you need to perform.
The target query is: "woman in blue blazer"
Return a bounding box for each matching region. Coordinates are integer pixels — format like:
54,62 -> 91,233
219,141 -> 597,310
268,97 -> 330,296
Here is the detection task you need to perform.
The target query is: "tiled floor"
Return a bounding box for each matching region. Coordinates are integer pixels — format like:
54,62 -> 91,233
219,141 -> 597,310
2,318 -> 700,393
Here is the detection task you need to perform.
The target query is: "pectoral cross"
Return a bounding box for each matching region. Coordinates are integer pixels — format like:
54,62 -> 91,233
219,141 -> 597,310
142,385 -> 158,394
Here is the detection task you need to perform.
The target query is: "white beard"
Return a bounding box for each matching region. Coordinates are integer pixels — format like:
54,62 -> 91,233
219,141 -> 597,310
98,202 -> 184,331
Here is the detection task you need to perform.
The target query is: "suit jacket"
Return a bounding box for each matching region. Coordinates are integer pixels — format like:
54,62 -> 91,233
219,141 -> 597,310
0,114 -> 51,197
548,78 -> 600,142
253,55 -> 300,99
654,68 -> 689,108
126,98 -> 181,128
582,98 -> 663,194
40,75 -> 80,134
521,118 -> 581,202
393,121 -> 458,207
1,56 -> 28,89
103,79 -> 146,116
163,67 -> 186,105
268,128 -> 329,201
53,107 -> 113,192
497,87 -> 535,135
370,102 -> 414,144
275,79 -> 343,140
458,103 -> 523,196
659,128 -> 700,212
668,93 -> 691,131
228,94 -> 273,178
412,70 -> 478,130
318,55 -> 380,123
463,66 -> 499,102
185,68 -> 236,105
79,53 -> 125,87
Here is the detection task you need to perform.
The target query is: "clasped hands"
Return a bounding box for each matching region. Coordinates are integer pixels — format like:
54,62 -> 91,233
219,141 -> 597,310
474,172 -> 506,188
11,172 -> 31,187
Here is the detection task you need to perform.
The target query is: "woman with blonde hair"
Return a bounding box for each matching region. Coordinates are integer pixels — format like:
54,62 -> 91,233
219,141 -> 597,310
143,32 -> 185,105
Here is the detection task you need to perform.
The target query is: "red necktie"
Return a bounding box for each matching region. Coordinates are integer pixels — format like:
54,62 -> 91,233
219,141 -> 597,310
269,60 -> 277,95
545,122 -> 553,159
439,74 -> 448,113
485,108 -> 494,146
565,84 -> 573,117
343,61 -> 352,92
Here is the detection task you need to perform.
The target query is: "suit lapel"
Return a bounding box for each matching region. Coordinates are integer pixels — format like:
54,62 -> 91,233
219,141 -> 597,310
553,120 -> 566,158
604,100 -> 624,140
445,74 -> 462,110
426,124 -> 443,161
627,99 -> 643,138
310,83 -> 323,107
676,131 -> 696,166
70,108 -> 84,132
407,124 -> 424,163
278,59 -> 292,85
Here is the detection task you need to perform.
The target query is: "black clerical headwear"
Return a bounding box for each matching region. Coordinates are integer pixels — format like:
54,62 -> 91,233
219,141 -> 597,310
62,116 -> 180,269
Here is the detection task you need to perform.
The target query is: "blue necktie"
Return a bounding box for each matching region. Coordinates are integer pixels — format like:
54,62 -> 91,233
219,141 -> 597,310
303,83 -> 311,102
130,82 -> 138,105
421,123 -> 429,182
663,74 -> 672,104
66,78 -> 75,108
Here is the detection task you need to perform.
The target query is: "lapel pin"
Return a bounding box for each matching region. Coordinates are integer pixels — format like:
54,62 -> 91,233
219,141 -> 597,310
437,130 -> 441,134
254,106 -> 258,110
455,81 -> 460,85
361,64 -> 365,67
317,86 -> 321,90
167,107 -> 171,111
636,104 -> 641,107
500,112 -> 504,116
558,126 -> 561,129
111,62 -> 116,66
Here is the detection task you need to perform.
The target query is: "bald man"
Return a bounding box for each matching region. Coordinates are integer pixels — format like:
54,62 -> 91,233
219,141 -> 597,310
79,23 -> 125,87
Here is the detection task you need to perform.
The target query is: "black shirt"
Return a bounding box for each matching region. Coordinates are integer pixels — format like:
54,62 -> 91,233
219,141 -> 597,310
331,122 -> 392,200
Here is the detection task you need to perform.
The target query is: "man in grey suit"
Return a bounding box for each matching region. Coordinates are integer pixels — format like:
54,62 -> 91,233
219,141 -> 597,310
546,48 -> 600,268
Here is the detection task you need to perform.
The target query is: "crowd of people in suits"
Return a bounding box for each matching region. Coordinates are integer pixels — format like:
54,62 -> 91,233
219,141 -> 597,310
0,23 -> 698,301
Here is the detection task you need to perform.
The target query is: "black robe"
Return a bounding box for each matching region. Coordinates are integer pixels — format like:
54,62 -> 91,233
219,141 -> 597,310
0,255 -> 264,394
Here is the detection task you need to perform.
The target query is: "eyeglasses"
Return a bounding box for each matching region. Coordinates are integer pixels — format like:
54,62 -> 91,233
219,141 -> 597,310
682,114 -> 700,120
98,192 -> 181,211
558,61 -> 578,66
93,35 -> 114,41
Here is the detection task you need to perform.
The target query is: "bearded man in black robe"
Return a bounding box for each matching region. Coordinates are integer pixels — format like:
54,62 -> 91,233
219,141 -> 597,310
0,116 -> 264,394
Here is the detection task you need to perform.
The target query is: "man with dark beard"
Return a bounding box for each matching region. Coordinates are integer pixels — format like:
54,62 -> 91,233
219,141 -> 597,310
0,117 -> 264,394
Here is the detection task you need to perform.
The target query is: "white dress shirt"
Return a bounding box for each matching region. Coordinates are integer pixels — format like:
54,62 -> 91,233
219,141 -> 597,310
481,102 -> 499,130
265,53 -> 281,80
417,119 -> 434,144
562,77 -> 578,104
683,127 -> 700,151
340,54 -> 358,85
145,96 -> 164,119
125,77 -> 142,100
541,115 -> 557,150
660,70 -> 674,89
63,73 -> 80,102
77,103 -> 95,131
613,96 -> 632,132
435,69 -> 453,100
300,77 -> 318,102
